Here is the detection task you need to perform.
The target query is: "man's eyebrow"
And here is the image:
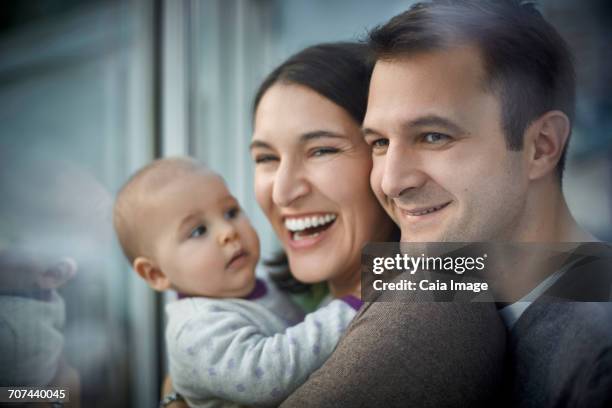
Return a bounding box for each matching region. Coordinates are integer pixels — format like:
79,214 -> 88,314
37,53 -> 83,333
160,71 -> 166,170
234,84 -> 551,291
403,115 -> 465,134
250,130 -> 345,150
362,115 -> 466,138
361,127 -> 382,138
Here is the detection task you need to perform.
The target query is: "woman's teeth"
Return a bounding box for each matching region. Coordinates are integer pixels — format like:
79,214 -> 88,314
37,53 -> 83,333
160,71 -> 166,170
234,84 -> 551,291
294,231 -> 320,241
284,214 -> 336,232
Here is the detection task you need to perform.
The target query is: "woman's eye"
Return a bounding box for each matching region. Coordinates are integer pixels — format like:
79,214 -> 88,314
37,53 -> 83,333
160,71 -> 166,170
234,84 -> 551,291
311,147 -> 339,157
254,154 -> 278,164
225,207 -> 240,220
423,133 -> 450,144
189,225 -> 207,238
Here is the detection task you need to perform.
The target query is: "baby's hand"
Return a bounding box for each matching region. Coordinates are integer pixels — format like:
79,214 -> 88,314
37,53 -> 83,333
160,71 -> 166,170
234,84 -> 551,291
37,257 -> 78,289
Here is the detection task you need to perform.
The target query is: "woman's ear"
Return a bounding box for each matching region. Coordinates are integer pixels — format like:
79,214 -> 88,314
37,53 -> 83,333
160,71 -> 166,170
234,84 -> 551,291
133,256 -> 171,291
524,110 -> 570,181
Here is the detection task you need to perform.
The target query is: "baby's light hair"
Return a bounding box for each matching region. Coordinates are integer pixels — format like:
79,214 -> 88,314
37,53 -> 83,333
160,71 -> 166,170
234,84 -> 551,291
113,157 -> 211,264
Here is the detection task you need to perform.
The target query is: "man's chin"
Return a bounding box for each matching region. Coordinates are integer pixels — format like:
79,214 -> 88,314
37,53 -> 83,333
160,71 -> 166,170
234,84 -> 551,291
393,212 -> 454,243
399,230 -> 442,243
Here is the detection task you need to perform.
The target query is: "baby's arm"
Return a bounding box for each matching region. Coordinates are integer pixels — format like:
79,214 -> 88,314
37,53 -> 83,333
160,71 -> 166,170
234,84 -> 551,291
169,298 -> 359,406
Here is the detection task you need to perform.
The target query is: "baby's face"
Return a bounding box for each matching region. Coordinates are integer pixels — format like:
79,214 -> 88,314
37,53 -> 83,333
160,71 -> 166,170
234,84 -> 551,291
146,171 -> 260,297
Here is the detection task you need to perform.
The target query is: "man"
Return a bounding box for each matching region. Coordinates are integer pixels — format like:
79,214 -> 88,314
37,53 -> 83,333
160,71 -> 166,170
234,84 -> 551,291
282,1 -> 612,407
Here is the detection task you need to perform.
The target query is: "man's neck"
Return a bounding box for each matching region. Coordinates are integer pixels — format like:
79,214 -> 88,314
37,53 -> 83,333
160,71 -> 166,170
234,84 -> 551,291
486,179 -> 597,299
513,178 -> 596,242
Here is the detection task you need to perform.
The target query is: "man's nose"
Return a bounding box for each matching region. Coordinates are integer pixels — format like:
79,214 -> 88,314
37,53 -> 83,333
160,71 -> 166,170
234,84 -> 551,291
218,222 -> 239,245
380,143 -> 427,198
271,159 -> 310,207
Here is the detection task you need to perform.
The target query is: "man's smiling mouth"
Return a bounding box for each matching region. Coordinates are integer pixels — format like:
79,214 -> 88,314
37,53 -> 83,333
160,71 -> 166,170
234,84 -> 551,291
400,201 -> 452,216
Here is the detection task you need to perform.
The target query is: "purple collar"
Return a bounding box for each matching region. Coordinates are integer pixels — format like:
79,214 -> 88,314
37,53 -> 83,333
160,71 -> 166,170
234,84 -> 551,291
340,295 -> 364,311
244,278 -> 267,300
178,278 -> 267,301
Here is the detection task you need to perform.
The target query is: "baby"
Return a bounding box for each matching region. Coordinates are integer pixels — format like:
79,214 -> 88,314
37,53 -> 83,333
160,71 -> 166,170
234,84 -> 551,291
113,157 -> 361,407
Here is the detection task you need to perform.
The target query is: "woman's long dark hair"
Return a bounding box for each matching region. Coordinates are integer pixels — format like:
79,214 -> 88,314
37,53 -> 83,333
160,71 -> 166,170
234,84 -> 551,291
253,42 -> 374,123
253,42 -> 399,293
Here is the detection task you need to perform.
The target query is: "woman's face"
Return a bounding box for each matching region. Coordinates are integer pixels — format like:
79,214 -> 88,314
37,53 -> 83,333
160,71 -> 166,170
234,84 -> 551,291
251,83 -> 394,293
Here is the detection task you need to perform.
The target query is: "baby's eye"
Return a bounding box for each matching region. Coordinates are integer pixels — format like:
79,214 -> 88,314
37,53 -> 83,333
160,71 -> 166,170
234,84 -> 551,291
225,207 -> 240,220
189,225 -> 207,238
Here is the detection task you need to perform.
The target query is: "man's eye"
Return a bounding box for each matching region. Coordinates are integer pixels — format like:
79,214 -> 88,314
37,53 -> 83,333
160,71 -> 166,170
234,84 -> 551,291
225,207 -> 240,220
189,225 -> 207,238
423,133 -> 450,144
311,147 -> 339,157
371,138 -> 389,148
253,154 -> 278,164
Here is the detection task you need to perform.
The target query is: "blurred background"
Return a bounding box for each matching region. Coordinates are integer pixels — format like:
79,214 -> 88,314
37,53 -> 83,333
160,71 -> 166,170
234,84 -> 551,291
0,0 -> 610,406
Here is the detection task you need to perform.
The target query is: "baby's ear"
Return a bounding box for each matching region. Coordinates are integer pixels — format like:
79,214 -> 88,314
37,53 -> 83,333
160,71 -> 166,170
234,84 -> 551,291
133,257 -> 171,291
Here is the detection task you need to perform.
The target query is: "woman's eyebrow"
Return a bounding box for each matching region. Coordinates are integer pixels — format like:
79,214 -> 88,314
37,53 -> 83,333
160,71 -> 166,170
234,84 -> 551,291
250,130 -> 345,150
249,140 -> 272,150
299,130 -> 346,143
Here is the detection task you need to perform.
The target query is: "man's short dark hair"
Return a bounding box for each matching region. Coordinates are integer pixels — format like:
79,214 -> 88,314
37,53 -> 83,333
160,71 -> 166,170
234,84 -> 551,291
368,0 -> 576,179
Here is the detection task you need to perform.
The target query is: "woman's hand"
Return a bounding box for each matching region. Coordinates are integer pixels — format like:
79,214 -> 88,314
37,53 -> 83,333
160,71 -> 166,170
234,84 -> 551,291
161,375 -> 189,408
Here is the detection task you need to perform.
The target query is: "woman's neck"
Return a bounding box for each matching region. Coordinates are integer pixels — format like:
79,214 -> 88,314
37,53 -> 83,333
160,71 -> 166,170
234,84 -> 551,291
328,268 -> 361,299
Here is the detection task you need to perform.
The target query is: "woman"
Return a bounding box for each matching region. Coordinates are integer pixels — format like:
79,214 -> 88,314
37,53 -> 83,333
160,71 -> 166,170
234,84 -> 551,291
250,42 -> 396,300
162,42 -> 505,407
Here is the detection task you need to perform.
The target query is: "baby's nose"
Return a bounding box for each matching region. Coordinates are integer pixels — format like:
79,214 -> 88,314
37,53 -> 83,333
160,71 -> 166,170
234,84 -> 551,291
218,224 -> 239,245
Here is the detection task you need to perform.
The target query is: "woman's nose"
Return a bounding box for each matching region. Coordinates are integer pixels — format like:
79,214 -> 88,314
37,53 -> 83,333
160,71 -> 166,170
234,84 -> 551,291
217,222 -> 239,245
272,161 -> 310,207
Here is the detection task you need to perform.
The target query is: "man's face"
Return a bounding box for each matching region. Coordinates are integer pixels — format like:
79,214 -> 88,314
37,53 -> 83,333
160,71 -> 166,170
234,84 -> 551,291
364,46 -> 529,242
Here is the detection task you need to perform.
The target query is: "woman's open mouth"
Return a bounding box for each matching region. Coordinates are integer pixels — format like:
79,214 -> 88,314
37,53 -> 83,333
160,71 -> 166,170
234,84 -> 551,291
284,213 -> 337,242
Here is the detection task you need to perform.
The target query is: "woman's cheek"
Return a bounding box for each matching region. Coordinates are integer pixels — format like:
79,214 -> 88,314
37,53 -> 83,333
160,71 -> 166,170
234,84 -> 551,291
253,171 -> 273,213
320,156 -> 372,198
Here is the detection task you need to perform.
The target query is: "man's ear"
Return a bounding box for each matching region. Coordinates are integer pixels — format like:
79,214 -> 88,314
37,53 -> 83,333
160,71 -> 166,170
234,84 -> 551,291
133,256 -> 171,291
524,110 -> 570,181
